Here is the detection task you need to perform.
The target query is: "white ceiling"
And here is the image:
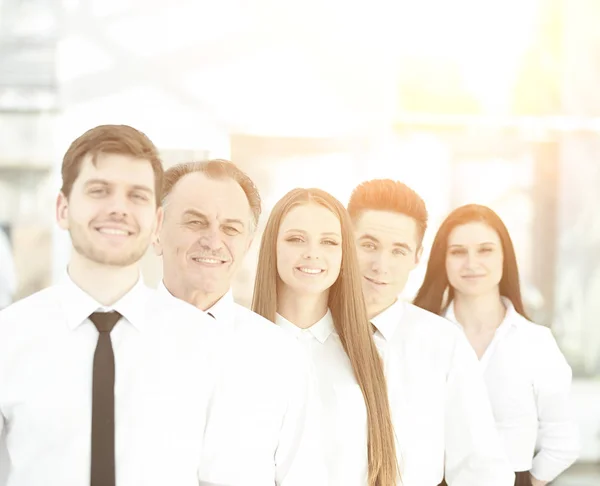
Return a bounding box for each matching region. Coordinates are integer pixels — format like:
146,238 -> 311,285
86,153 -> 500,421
4,0 -> 566,143
56,0 -> 409,138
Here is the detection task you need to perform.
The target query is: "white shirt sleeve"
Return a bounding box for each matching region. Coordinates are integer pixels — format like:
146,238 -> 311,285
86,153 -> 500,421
530,327 -> 580,481
0,230 -> 17,307
274,344 -> 327,486
444,333 -> 515,486
0,424 -> 7,486
1,309 -> 5,437
0,308 -> 8,484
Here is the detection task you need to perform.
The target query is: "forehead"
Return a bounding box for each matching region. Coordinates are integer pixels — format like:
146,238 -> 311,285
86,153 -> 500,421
75,153 -> 156,188
448,222 -> 501,245
168,172 -> 250,218
279,203 -> 341,235
354,210 -> 419,243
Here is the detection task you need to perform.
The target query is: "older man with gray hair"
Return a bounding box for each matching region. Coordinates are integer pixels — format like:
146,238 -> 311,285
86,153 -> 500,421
154,159 -> 324,486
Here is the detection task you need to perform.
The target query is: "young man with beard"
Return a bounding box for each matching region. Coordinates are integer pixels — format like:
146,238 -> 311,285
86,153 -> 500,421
348,179 -> 515,486
0,125 -> 223,486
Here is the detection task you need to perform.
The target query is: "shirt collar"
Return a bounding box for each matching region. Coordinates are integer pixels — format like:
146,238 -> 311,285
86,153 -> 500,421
58,270 -> 149,331
205,289 -> 236,324
275,309 -> 335,344
443,300 -> 460,329
444,296 -> 519,332
371,299 -> 405,341
157,280 -> 236,325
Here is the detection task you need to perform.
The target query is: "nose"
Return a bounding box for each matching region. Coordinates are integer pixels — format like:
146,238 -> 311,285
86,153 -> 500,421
106,192 -> 130,220
370,251 -> 389,276
198,226 -> 223,251
301,240 -> 321,260
465,250 -> 480,269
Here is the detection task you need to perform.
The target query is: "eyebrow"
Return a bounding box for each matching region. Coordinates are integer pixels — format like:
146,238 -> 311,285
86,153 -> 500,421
131,185 -> 154,195
182,209 -> 245,227
284,229 -> 341,238
222,218 -> 245,228
182,209 -> 207,219
448,241 -> 498,248
359,233 -> 414,252
84,179 -> 154,194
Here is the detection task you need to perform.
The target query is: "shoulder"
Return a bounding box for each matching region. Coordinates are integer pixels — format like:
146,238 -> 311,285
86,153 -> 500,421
0,287 -> 64,362
231,303 -> 308,367
233,303 -> 299,343
509,312 -> 562,352
512,312 -> 552,337
403,303 -> 464,341
144,291 -> 229,372
147,289 -> 219,335
0,286 -> 60,328
511,314 -> 569,363
397,303 -> 481,372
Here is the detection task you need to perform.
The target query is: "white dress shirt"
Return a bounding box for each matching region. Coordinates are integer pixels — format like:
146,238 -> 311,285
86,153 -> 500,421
0,273 -> 224,486
158,283 -> 324,486
276,310 -> 368,486
445,298 -> 580,482
371,300 -> 515,486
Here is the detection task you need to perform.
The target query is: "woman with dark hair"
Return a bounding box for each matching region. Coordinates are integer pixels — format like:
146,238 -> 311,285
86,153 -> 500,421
414,204 -> 579,486
253,188 -> 398,486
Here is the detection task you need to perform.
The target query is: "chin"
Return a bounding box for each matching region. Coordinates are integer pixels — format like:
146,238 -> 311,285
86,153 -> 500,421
191,273 -> 221,290
456,286 -> 490,298
288,282 -> 329,297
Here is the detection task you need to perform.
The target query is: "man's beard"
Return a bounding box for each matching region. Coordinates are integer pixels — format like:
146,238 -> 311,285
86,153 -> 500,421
69,220 -> 150,267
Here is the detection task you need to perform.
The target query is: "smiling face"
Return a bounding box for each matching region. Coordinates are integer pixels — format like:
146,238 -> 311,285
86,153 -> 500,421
445,221 -> 504,298
276,203 -> 343,297
353,209 -> 422,313
56,153 -> 160,267
155,171 -> 254,299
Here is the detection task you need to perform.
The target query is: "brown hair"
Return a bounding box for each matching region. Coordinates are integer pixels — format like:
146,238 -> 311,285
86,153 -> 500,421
413,204 -> 529,318
348,179 -> 428,246
61,124 -> 163,204
252,188 -> 398,486
162,159 -> 261,231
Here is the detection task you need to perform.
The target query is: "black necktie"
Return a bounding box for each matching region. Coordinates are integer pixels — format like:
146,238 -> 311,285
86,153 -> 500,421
89,311 -> 121,486
207,312 -> 215,319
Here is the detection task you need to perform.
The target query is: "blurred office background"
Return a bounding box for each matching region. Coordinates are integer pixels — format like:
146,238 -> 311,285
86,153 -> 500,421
0,0 -> 599,483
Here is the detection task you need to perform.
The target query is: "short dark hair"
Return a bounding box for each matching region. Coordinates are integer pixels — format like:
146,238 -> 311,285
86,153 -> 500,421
162,159 -> 262,230
61,124 -> 163,205
348,179 -> 428,244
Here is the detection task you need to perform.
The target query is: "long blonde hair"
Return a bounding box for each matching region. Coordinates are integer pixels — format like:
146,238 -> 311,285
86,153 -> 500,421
252,188 -> 398,486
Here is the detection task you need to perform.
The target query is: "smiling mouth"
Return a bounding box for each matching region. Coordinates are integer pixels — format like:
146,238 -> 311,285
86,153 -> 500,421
192,256 -> 227,265
364,275 -> 387,286
462,274 -> 486,279
95,227 -> 133,237
295,266 -> 325,275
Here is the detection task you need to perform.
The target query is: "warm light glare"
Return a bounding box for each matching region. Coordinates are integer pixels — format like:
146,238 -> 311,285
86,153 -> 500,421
398,0 -> 542,114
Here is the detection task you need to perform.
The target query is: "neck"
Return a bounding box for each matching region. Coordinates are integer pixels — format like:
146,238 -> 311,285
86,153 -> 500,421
277,284 -> 329,329
67,251 -> 140,306
367,296 -> 398,321
163,275 -> 226,311
453,291 -> 506,332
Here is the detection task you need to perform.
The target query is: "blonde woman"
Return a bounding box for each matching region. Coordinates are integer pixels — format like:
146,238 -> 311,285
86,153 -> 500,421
252,188 -> 398,486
